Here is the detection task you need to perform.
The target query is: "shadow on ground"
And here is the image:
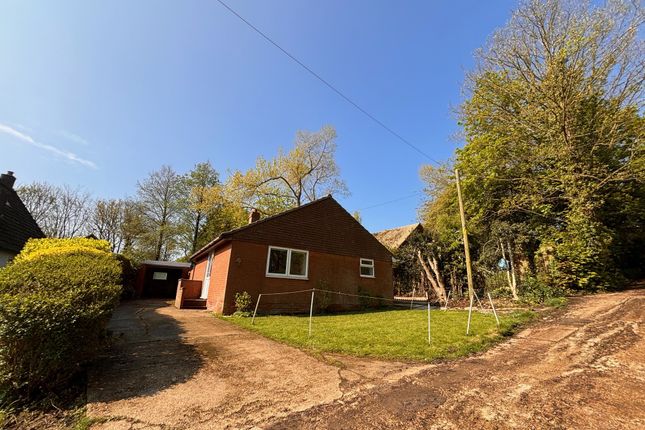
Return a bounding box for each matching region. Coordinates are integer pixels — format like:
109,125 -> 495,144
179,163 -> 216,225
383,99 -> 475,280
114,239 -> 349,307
87,300 -> 204,403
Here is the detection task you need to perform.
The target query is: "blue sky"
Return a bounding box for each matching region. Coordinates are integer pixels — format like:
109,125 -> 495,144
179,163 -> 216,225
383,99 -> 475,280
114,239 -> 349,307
0,0 -> 517,232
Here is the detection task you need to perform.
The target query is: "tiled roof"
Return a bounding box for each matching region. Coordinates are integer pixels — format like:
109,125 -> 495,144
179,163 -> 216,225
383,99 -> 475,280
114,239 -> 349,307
0,178 -> 45,253
192,196 -> 392,262
373,223 -> 423,251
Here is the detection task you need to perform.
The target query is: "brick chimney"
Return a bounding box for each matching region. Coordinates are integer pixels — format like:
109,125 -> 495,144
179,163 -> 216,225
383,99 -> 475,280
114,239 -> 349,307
248,208 -> 260,224
0,171 -> 16,189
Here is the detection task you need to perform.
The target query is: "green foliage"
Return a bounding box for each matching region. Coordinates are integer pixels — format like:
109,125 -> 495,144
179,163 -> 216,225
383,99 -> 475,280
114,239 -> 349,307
520,276 -> 567,305
234,291 -> 252,315
419,0 -> 644,295
0,239 -> 123,406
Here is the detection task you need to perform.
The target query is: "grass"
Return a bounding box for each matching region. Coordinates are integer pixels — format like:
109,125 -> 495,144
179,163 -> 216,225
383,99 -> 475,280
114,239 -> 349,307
223,308 -> 535,362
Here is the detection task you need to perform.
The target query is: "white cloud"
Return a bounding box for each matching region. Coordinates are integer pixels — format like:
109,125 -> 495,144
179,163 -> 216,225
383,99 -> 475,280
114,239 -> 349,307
0,123 -> 97,169
57,129 -> 90,146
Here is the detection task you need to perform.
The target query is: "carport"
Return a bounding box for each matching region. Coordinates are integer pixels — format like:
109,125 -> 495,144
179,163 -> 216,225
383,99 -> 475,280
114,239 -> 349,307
134,260 -> 191,298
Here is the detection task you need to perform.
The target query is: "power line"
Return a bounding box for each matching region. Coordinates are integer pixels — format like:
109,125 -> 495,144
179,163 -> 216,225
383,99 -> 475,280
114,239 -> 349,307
215,0 -> 443,166
358,191 -> 423,211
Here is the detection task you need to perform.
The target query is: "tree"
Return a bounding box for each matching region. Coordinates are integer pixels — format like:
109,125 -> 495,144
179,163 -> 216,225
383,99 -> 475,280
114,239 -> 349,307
89,199 -> 127,253
136,165 -> 185,260
180,162 -> 220,255
444,0 -> 644,292
17,183 -> 90,238
228,125 -> 349,214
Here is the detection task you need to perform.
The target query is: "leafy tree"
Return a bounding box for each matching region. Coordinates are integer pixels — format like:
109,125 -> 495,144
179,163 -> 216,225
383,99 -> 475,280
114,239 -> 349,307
419,0 -> 644,296
136,165 -> 185,260
227,125 -> 349,214
180,162 -> 220,255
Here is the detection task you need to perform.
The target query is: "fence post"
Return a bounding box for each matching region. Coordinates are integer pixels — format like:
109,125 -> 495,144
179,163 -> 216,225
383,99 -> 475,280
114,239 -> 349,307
488,293 -> 500,326
251,294 -> 262,325
308,289 -> 315,337
466,294 -> 474,335
427,300 -> 431,344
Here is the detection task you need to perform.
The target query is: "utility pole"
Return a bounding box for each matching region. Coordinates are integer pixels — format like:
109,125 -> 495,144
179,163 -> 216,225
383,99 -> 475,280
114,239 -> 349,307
455,169 -> 474,303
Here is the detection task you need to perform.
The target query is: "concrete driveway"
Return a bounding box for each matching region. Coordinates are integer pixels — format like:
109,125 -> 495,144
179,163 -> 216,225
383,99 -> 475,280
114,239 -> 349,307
87,300 -> 427,429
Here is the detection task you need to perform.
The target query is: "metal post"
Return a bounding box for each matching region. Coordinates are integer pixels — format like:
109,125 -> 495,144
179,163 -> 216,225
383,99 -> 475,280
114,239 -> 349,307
308,289 -> 315,337
474,290 -> 484,311
466,294 -> 474,335
410,286 -> 415,310
427,300 -> 431,344
455,169 -> 475,305
488,293 -> 500,326
444,290 -> 452,311
251,294 -> 262,325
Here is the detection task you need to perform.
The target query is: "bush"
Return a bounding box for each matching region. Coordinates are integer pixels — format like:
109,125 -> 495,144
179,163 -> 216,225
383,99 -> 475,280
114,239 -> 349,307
234,291 -> 252,315
520,275 -> 567,305
0,239 -> 123,406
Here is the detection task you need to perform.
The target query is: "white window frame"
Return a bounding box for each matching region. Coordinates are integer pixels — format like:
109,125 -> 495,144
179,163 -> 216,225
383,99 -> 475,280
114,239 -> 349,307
359,258 -> 375,278
265,246 -> 309,280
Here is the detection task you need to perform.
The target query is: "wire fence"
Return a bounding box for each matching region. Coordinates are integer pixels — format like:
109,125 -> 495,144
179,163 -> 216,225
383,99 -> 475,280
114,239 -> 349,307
250,287 -> 500,342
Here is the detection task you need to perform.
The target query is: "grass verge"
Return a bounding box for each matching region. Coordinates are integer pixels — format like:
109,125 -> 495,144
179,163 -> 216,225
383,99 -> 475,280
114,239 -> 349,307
223,308 -> 535,362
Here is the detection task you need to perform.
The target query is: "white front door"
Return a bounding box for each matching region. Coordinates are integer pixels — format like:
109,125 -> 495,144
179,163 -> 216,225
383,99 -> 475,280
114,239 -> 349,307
201,251 -> 214,299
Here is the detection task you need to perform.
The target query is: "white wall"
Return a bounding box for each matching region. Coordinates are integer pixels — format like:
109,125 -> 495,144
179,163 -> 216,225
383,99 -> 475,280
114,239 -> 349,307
0,249 -> 16,267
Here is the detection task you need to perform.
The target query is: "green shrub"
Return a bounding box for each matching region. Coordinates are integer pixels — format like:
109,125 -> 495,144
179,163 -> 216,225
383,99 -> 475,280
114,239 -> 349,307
234,291 -> 252,315
520,275 -> 567,305
0,239 -> 122,406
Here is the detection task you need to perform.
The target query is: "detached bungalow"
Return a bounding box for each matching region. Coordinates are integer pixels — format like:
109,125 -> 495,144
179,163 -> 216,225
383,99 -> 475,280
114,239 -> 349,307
176,196 -> 393,314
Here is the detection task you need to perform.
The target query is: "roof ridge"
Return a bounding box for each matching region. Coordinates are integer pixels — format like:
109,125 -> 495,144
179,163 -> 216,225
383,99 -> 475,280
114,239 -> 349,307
190,195 -> 334,260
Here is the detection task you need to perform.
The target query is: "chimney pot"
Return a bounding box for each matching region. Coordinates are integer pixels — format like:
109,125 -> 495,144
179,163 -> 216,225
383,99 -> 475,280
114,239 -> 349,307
248,208 -> 261,224
0,171 -> 16,189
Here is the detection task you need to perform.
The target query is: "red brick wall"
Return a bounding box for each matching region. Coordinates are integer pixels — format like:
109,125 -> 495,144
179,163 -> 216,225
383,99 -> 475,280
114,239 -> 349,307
189,243 -> 233,313
222,240 -> 393,314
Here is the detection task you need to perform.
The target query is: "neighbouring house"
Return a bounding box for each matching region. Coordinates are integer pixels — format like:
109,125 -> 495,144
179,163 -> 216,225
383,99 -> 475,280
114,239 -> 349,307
134,260 -> 191,299
177,196 -> 393,314
0,171 -> 45,267
373,223 -> 424,252
373,223 -> 426,296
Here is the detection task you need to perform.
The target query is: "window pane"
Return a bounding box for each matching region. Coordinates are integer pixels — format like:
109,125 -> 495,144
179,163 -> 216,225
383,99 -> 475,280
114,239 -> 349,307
360,259 -> 373,266
360,266 -> 374,277
289,251 -> 307,276
268,248 -> 288,274
152,271 -> 168,280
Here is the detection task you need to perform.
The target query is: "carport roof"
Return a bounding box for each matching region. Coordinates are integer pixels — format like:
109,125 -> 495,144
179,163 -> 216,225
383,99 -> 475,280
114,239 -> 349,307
141,260 -> 191,269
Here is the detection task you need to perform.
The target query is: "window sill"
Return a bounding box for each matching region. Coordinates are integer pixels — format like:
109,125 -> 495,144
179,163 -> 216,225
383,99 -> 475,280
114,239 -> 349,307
359,274 -> 375,278
266,273 -> 309,280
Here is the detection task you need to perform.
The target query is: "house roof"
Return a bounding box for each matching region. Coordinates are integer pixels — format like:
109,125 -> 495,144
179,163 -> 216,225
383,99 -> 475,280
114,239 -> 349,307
0,172 -> 45,253
373,223 -> 423,251
191,196 -> 392,262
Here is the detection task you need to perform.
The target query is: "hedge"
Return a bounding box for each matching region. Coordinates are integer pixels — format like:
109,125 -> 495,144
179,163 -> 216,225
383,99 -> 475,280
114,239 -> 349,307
0,238 -> 123,405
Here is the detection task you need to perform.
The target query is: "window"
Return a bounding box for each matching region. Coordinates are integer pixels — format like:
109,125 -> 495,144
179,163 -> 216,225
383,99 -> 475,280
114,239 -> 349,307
360,258 -> 375,278
152,271 -> 168,280
266,246 -> 309,279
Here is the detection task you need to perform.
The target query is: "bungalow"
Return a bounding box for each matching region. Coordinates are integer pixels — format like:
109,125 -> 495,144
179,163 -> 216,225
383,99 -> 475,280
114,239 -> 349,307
176,196 -> 393,314
0,171 -> 45,267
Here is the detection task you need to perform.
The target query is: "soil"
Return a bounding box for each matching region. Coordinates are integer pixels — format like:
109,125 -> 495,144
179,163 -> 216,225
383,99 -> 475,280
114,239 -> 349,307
271,289 -> 645,430
85,290 -> 645,429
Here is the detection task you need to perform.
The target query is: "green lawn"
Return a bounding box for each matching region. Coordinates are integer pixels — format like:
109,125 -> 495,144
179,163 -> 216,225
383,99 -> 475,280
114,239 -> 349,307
223,308 -> 535,362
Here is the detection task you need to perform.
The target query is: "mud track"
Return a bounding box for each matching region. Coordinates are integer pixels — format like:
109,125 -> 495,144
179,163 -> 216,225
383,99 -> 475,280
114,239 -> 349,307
270,289 -> 645,430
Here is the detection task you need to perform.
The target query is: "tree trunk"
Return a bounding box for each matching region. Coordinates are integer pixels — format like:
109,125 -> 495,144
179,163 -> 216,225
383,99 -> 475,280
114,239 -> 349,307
417,250 -> 448,306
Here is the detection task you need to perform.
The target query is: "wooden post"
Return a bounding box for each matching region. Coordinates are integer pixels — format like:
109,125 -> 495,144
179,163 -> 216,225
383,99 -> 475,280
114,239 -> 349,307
507,240 -> 518,298
455,169 -> 474,303
251,294 -> 262,325
488,293 -> 500,326
308,289 -> 315,337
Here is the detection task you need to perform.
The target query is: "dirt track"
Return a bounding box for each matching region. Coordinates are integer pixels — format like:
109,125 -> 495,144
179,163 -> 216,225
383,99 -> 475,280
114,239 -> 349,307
88,290 -> 644,429
271,289 -> 645,430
